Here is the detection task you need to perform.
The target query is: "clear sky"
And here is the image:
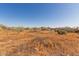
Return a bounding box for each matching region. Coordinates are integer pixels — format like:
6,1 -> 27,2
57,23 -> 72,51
0,3 -> 79,27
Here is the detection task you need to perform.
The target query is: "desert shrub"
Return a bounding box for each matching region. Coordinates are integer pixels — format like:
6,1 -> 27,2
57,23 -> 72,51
32,28 -> 38,30
29,27 -> 42,32
0,24 -> 7,29
11,27 -> 24,32
54,27 -> 76,33
24,27 -> 30,30
63,27 -> 75,33
56,30 -> 67,35
74,27 -> 79,33
40,27 -> 48,31
75,30 -> 79,33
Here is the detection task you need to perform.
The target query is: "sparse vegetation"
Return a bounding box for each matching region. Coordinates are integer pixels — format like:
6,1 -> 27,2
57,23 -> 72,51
0,25 -> 79,55
55,29 -> 67,35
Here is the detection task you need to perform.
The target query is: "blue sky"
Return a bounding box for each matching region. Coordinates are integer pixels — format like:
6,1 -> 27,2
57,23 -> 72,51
0,3 -> 79,27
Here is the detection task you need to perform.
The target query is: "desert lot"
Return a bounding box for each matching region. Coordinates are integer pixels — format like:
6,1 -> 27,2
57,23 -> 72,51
0,27 -> 79,56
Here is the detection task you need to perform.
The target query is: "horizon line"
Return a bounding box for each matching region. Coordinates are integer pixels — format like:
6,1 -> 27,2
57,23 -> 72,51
0,24 -> 79,28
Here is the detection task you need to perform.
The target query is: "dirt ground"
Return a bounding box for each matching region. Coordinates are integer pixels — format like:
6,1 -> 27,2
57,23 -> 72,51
0,29 -> 79,56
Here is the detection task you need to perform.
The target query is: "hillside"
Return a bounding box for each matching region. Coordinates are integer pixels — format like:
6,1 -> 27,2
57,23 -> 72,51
0,25 -> 79,56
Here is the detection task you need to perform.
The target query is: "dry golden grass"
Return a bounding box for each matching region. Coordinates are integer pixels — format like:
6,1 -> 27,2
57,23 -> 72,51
0,27 -> 79,56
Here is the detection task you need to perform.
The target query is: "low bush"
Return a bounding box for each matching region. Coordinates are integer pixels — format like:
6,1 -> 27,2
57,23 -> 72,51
55,30 -> 67,35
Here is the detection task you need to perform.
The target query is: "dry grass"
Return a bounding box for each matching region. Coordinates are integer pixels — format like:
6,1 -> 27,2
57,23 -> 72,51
0,26 -> 79,56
